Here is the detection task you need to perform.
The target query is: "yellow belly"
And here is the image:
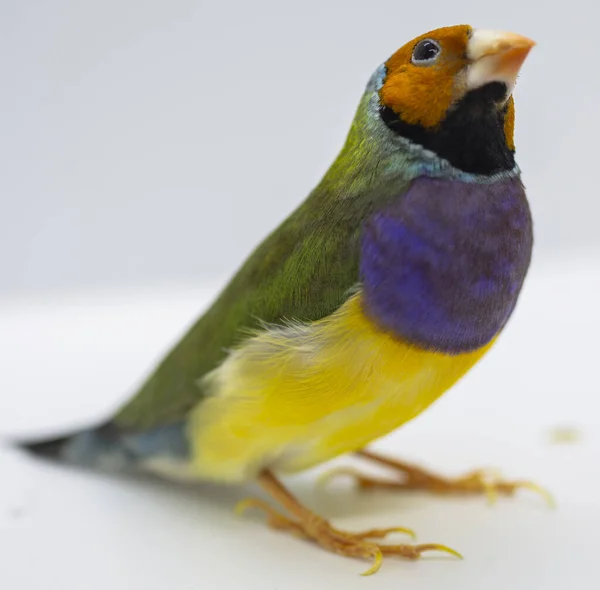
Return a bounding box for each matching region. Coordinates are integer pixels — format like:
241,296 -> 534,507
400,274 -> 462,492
187,293 -> 493,482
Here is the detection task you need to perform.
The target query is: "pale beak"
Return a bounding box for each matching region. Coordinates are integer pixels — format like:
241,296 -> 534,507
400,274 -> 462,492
466,29 -> 536,97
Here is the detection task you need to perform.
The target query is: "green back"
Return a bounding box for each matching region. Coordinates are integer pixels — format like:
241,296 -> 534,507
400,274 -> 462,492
114,91 -> 413,430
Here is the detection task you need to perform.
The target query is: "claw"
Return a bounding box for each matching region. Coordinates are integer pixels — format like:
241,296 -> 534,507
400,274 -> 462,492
360,547 -> 383,576
253,469 -> 465,574
234,497 -> 275,516
514,481 -> 556,508
337,451 -> 555,510
234,497 -> 257,516
417,543 -> 464,560
378,542 -> 464,560
463,468 -> 501,505
481,477 -> 499,506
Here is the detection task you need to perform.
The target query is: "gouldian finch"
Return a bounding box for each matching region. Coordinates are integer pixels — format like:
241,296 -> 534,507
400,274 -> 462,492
20,25 -> 546,575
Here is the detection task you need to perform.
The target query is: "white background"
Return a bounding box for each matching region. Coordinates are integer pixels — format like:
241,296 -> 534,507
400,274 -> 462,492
1,1 -> 600,589
1,260 -> 600,589
2,0 -> 600,294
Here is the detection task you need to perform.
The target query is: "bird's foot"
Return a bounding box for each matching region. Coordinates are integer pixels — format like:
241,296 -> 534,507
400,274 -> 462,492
236,496 -> 461,575
321,450 -> 554,507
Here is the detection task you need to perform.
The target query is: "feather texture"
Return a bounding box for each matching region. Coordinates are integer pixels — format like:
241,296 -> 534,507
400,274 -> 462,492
186,292 -> 493,482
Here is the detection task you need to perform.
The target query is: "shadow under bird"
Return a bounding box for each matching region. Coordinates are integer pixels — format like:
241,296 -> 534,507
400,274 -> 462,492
18,25 -> 552,575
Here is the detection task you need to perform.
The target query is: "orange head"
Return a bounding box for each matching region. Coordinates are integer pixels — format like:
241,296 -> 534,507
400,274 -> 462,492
373,25 -> 535,174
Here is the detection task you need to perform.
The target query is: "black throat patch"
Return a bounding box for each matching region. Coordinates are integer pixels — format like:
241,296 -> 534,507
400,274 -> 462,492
380,82 -> 516,176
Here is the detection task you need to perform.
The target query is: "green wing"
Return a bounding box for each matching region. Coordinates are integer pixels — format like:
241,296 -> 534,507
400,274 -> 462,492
113,187 -> 382,430
113,90 -> 413,431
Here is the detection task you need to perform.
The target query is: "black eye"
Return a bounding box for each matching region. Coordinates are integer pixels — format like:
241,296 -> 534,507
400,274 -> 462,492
411,39 -> 441,64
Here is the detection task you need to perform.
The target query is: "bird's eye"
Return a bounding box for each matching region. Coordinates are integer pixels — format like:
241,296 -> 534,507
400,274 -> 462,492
411,39 -> 441,64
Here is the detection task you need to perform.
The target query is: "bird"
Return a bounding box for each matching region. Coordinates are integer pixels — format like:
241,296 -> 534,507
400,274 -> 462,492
18,25 -> 547,575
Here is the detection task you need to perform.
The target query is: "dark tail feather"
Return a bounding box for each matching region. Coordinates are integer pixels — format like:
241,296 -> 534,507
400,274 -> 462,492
15,421 -> 188,472
15,421 -> 131,469
20,435 -> 72,460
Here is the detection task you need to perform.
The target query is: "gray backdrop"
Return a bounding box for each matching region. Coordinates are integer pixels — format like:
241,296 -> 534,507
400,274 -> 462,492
1,0 -> 597,296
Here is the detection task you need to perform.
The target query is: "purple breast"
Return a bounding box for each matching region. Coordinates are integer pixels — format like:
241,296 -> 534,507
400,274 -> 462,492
360,176 -> 533,354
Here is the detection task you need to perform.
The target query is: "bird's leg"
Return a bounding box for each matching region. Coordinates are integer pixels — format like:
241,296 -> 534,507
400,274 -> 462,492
236,470 -> 461,575
321,449 -> 553,507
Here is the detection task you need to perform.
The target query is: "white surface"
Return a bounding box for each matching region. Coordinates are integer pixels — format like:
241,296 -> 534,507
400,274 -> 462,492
1,255 -> 600,588
3,0 -> 600,295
